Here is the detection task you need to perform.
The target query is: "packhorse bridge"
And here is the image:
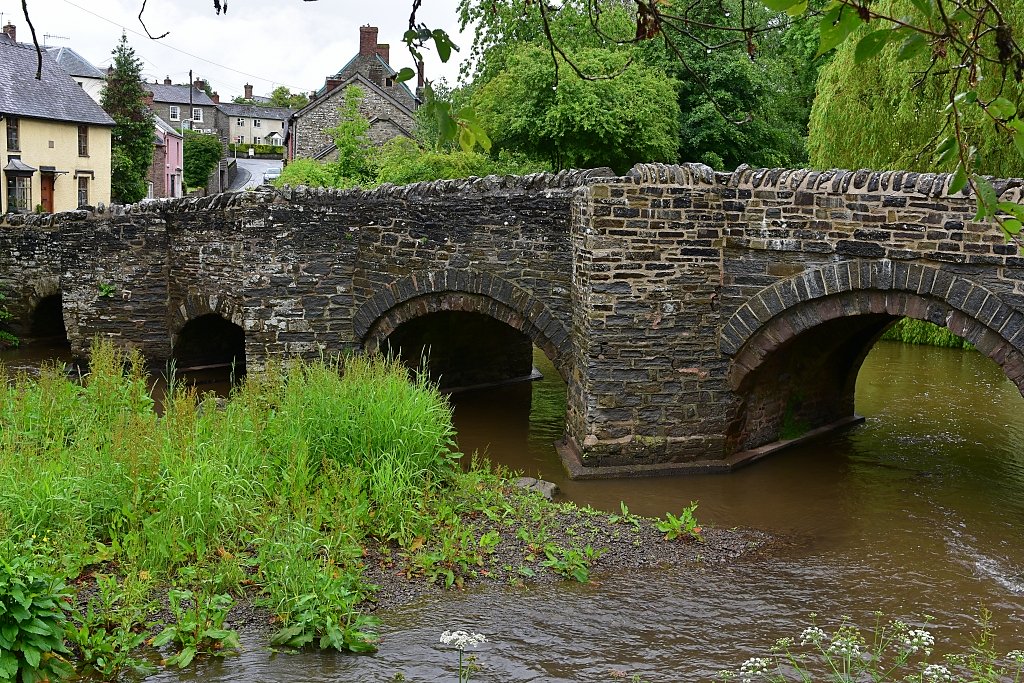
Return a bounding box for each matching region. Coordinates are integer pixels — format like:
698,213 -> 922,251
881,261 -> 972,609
2,163 -> 1023,477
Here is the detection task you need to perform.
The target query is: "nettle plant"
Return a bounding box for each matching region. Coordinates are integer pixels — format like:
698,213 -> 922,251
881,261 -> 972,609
719,612 -> 1024,683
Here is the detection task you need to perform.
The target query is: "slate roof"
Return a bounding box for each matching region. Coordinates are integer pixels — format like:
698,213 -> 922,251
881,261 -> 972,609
217,102 -> 291,120
154,115 -> 182,138
146,82 -> 216,107
44,46 -> 106,79
0,40 -> 115,126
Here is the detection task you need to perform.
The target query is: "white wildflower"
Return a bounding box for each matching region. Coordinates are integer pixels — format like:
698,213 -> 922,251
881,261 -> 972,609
1008,650 -> 1024,664
800,626 -> 828,645
826,636 -> 861,659
903,629 -> 935,656
922,664 -> 953,682
439,630 -> 487,651
738,656 -> 772,683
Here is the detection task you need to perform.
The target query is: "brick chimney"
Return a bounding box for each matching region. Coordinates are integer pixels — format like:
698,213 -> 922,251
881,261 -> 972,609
2,23 -> 15,42
359,25 -> 378,57
144,91 -> 154,107
164,75 -> 172,85
417,59 -> 425,90
376,43 -> 389,64
244,83 -> 253,99
211,91 -> 220,104
324,77 -> 343,92
193,77 -> 206,92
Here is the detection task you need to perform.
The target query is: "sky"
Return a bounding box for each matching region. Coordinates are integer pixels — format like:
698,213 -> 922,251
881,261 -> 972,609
0,0 -> 470,100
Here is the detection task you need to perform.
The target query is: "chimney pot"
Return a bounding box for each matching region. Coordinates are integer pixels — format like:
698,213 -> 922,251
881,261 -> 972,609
244,83 -> 253,100
2,23 -> 15,42
417,59 -> 425,90
376,43 -> 390,65
359,25 -> 378,58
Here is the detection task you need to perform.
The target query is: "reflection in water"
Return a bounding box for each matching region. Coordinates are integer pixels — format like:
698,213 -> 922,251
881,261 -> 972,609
7,339 -> 1024,681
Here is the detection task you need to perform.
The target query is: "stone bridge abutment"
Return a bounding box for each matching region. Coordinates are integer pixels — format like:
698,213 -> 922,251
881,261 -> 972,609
2,163 -> 1023,476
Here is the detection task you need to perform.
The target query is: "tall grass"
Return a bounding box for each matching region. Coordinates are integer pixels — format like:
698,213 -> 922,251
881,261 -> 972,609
880,317 -> 974,350
0,342 -> 461,648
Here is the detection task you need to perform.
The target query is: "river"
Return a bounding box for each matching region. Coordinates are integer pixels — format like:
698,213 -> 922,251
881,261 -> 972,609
4,339 -> 1024,681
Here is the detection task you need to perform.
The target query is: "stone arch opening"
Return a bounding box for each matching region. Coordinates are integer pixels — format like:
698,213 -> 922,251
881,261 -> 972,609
28,293 -> 68,343
172,313 -> 246,373
721,262 -> 1024,455
382,310 -> 536,391
354,270 -> 573,385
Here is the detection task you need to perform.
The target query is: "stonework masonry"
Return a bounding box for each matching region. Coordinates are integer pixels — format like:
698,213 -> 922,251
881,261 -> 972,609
2,163 -> 1024,477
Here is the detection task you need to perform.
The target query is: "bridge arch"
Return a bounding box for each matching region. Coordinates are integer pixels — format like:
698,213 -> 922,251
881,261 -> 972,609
169,291 -> 246,370
720,260 -> 1024,452
353,269 -> 572,384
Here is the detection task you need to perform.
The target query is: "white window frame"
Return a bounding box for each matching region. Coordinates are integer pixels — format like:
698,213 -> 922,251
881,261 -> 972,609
169,105 -> 180,121
253,118 -> 262,128
253,137 -> 261,146
192,108 -> 203,123
237,118 -> 245,127
234,135 -> 244,144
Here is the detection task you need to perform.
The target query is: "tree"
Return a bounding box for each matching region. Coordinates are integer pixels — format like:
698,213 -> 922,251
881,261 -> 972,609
471,44 -> 680,172
324,86 -> 376,185
232,86 -> 308,109
182,130 -> 222,189
100,34 -> 153,204
809,0 -> 1024,178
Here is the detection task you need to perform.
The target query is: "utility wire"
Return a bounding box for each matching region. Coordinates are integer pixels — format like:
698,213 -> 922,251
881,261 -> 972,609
59,0 -> 313,92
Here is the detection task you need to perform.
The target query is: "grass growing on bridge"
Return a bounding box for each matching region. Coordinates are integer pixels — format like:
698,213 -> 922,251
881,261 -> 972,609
0,341 -> 592,672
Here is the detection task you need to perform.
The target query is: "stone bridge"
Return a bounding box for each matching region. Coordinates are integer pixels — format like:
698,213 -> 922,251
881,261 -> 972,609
2,163 -> 1023,476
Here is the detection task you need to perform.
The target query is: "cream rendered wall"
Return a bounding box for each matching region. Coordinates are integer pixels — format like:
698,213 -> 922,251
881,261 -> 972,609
16,118 -> 112,212
228,115 -> 285,146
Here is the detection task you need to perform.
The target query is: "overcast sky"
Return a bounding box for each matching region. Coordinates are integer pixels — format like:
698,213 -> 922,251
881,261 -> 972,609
1,0 -> 470,99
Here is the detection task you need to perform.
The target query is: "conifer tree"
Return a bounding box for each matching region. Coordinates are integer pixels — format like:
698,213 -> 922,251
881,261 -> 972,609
101,33 -> 154,204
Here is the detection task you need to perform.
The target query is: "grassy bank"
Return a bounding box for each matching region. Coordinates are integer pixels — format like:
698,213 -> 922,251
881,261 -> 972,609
879,318 -> 974,350
0,342 -> 726,680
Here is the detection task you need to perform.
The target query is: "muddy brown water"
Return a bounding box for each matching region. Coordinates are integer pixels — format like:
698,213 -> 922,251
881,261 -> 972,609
4,340 -> 1024,682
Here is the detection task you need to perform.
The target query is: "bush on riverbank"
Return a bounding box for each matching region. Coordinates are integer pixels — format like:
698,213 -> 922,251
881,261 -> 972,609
880,318 -> 974,350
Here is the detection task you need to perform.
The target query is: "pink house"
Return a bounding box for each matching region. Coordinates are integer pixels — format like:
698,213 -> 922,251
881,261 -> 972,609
149,115 -> 183,199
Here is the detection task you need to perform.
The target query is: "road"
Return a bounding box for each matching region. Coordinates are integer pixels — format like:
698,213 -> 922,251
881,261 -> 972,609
227,157 -> 283,192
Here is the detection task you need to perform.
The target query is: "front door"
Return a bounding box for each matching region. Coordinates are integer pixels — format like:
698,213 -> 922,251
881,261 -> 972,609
40,175 -> 54,213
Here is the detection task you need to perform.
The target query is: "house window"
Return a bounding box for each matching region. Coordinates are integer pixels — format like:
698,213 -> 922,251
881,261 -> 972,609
253,118 -> 262,128
78,125 -> 89,156
77,176 -> 89,207
169,106 -> 181,121
234,135 -> 244,144
6,117 -> 20,151
237,118 -> 245,126
6,175 -> 32,213
253,137 -> 261,146
192,108 -> 203,123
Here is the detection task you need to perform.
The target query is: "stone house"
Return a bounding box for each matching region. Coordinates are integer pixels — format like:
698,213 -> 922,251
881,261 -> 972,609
215,102 -> 290,149
0,25 -> 114,213
145,77 -> 222,137
288,25 -> 422,162
149,116 -> 183,199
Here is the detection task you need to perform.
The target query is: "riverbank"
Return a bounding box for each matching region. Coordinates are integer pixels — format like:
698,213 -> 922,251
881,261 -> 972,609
0,342 -> 771,680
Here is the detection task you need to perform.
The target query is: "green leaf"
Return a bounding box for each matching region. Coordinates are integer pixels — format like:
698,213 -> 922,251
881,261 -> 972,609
760,0 -> 805,11
934,135 -> 958,165
949,162 -> 967,194
1008,118 -> 1024,159
1002,219 -> 1022,237
0,650 -> 17,678
21,645 -> 40,669
786,0 -> 808,16
394,67 -> 416,83
997,201 -> 1024,221
908,0 -> 934,17
973,176 -> 998,220
173,645 -> 196,668
855,29 -> 896,63
431,29 -> 453,63
988,97 -> 1017,120
817,4 -> 865,57
896,32 -> 928,61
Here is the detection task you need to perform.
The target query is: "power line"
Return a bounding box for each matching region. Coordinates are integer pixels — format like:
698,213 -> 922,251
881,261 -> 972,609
58,0 -> 313,92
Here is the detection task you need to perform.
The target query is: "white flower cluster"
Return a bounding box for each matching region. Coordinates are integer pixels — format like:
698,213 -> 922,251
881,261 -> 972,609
800,626 -> 828,645
738,656 -> 772,683
1008,650 -> 1024,664
922,663 -> 953,682
903,629 -> 935,656
826,636 -> 862,659
439,630 -> 487,651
